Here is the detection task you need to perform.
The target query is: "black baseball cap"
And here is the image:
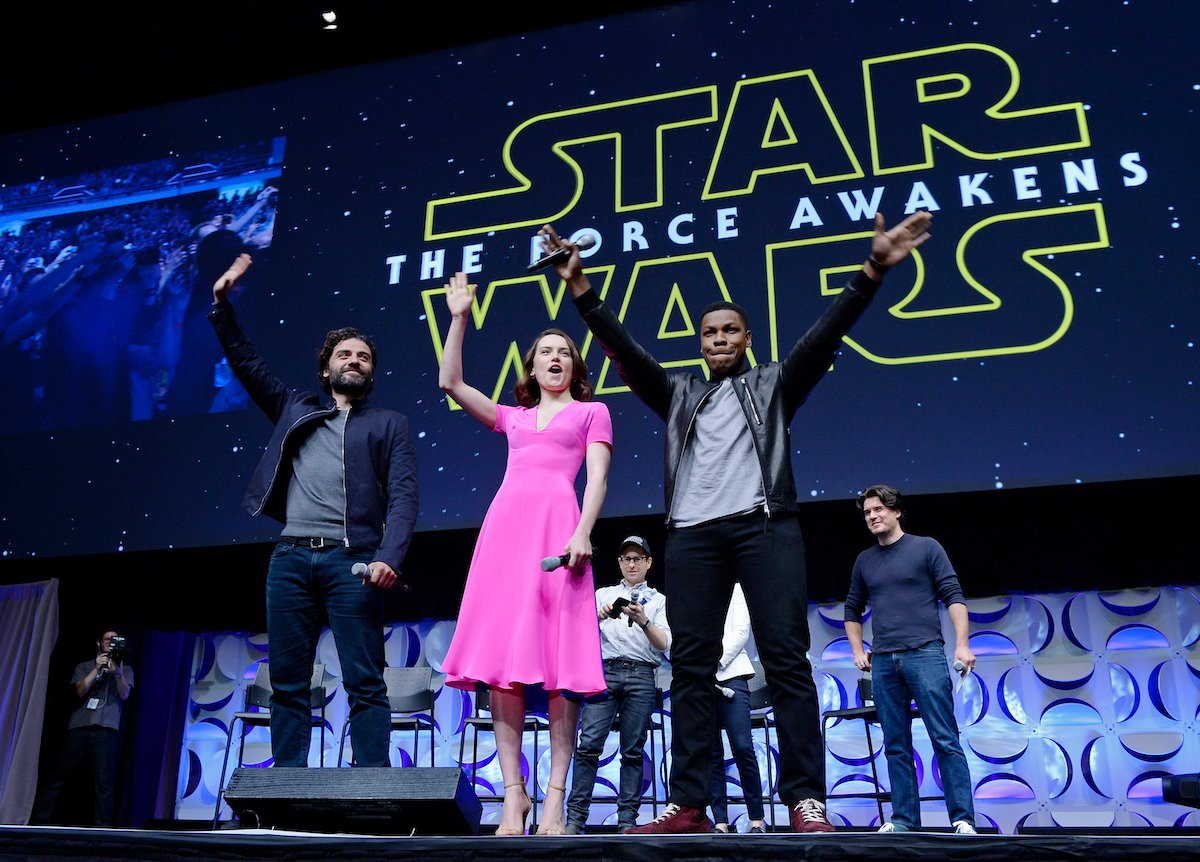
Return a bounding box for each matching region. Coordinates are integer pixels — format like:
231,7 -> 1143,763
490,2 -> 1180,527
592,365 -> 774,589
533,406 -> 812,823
619,535 -> 651,556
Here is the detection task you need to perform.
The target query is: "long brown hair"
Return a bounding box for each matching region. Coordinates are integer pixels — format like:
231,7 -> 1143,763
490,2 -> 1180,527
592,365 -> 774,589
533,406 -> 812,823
514,328 -> 593,407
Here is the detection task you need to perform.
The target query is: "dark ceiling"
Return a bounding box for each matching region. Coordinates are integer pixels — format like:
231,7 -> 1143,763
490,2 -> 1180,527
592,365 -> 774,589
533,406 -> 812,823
0,0 -> 673,134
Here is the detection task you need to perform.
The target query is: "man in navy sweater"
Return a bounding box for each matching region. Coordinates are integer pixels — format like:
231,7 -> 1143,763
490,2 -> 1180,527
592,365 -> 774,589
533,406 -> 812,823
843,484 -> 977,834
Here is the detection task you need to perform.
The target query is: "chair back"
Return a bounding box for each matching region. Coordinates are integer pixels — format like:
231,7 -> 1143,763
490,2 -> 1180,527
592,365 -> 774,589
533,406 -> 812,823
747,660 -> 771,710
384,666 -> 436,713
857,675 -> 873,705
309,663 -> 327,709
245,662 -> 272,709
244,662 -> 326,710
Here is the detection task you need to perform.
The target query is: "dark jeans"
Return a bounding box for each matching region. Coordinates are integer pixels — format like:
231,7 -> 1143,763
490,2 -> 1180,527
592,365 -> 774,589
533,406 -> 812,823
710,676 -> 765,823
266,542 -> 389,767
31,725 -> 118,826
566,661 -> 657,828
871,641 -> 975,828
664,511 -> 824,808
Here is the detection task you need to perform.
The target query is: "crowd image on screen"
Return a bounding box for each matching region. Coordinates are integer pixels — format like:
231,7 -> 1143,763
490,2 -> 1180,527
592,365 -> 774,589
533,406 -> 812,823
0,154 -> 280,434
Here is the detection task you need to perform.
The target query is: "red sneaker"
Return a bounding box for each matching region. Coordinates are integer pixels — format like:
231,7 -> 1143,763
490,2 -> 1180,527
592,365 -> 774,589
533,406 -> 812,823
625,803 -> 713,835
789,798 -> 835,833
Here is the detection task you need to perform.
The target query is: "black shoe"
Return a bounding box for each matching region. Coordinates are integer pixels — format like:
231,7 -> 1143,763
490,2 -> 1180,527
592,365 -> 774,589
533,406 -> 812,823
748,825 -> 766,833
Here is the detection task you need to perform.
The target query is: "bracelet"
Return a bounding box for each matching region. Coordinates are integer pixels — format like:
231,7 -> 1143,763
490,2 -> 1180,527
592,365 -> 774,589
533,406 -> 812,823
867,256 -> 890,274
640,620 -> 651,630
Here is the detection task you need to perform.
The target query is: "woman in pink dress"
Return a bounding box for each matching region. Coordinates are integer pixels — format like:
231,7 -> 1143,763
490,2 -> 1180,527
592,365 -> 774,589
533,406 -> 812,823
438,270 -> 611,835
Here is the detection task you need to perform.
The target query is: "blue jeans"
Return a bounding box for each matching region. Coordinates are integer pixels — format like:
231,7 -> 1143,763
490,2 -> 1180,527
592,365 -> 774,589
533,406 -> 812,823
871,641 -> 975,828
566,660 -> 656,828
710,676 -> 765,823
266,542 -> 389,767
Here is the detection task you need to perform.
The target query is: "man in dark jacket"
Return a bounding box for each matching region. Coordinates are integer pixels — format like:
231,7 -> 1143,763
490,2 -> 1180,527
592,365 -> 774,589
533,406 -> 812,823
539,211 -> 931,833
209,253 -> 418,768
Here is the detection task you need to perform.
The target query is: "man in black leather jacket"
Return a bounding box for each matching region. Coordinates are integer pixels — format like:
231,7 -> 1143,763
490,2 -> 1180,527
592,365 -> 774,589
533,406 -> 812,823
540,211 -> 932,833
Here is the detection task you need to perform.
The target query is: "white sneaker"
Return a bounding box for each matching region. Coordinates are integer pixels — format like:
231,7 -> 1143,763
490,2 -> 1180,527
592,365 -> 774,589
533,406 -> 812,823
953,820 -> 978,834
877,822 -> 897,833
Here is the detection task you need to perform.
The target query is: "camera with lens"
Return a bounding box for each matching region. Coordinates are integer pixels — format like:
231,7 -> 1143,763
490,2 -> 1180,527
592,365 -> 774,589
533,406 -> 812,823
106,635 -> 127,664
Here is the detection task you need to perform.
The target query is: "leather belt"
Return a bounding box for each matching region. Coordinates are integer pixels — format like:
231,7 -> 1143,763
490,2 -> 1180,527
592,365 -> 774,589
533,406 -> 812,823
603,659 -> 657,670
280,536 -> 345,550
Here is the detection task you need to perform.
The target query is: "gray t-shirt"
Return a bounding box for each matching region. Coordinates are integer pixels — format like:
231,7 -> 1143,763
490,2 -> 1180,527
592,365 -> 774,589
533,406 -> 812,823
283,408 -> 348,539
68,659 -> 134,731
669,378 -> 764,527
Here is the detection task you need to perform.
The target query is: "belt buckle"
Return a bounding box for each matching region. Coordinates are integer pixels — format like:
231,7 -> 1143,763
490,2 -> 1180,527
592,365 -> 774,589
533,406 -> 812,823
307,537 -> 328,549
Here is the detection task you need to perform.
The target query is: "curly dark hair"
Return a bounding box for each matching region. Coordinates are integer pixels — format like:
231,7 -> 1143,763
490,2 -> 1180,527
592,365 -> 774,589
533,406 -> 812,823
855,484 -> 905,518
513,328 -> 592,407
317,327 -> 377,395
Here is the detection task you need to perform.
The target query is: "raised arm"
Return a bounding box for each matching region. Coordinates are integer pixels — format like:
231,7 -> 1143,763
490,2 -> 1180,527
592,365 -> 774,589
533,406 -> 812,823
208,252 -> 290,421
779,210 -> 933,408
438,272 -> 498,429
538,224 -> 675,418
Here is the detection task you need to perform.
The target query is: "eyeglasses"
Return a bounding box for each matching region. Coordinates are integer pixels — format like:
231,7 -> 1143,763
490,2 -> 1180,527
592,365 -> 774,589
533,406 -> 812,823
618,555 -> 648,564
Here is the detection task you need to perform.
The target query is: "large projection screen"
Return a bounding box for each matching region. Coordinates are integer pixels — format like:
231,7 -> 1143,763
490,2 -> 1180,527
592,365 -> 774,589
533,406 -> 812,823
1,0 -> 1195,560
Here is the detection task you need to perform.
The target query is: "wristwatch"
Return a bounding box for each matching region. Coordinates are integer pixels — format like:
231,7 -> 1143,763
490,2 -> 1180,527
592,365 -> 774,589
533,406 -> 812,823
639,619 -> 651,630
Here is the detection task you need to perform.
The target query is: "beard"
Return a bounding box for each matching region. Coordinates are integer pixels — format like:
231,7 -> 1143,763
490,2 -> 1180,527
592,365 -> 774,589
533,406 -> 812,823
329,368 -> 373,397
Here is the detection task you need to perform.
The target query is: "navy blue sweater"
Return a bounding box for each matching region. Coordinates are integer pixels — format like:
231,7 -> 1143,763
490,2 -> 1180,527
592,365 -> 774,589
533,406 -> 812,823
844,533 -> 965,654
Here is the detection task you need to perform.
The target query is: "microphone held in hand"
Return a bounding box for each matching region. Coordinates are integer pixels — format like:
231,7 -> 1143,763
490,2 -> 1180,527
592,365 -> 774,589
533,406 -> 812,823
953,659 -> 968,694
351,562 -> 411,592
540,553 -> 570,572
527,232 -> 597,272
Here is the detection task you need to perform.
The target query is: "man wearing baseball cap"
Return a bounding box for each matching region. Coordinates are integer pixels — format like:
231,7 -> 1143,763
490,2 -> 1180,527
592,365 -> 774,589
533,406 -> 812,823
565,536 -> 671,833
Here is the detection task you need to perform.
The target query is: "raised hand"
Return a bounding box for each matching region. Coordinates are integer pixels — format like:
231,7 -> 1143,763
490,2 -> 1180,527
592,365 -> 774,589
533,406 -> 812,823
537,224 -> 583,281
443,271 -> 476,317
212,253 -> 252,303
870,210 -> 933,269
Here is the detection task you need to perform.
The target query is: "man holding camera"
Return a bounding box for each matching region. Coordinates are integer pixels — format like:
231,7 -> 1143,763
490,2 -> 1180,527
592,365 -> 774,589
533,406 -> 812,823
565,536 -> 671,834
31,630 -> 134,827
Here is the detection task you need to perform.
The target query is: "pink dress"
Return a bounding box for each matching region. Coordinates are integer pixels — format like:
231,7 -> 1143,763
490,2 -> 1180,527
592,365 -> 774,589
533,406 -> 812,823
443,399 -> 611,695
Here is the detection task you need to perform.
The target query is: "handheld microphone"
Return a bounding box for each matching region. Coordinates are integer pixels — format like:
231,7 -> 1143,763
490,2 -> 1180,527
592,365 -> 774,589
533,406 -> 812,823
352,562 -> 411,592
627,589 -> 641,626
527,232 -> 597,272
716,684 -> 735,700
953,659 -> 968,694
540,553 -> 570,572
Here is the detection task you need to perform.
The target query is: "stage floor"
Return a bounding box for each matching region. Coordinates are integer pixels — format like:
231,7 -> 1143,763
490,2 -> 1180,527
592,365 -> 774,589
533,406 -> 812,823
3,825 -> 1199,862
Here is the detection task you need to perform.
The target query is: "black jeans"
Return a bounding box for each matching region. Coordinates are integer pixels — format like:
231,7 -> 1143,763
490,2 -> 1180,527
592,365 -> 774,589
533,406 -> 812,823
31,725 -> 118,826
664,511 -> 824,808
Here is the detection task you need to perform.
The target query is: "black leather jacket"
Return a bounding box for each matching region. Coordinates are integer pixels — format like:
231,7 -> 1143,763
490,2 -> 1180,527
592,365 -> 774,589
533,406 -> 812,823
574,270 -> 881,521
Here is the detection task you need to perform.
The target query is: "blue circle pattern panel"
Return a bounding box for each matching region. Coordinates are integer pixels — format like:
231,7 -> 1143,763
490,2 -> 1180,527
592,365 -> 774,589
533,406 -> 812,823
177,585 -> 1200,833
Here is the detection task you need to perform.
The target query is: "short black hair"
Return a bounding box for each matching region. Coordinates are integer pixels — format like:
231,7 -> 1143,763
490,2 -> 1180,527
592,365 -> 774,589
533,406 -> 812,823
699,300 -> 750,329
856,484 -> 904,517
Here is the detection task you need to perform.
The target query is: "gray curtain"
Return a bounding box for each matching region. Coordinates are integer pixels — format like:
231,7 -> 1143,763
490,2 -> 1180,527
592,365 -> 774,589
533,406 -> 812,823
0,579 -> 59,824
